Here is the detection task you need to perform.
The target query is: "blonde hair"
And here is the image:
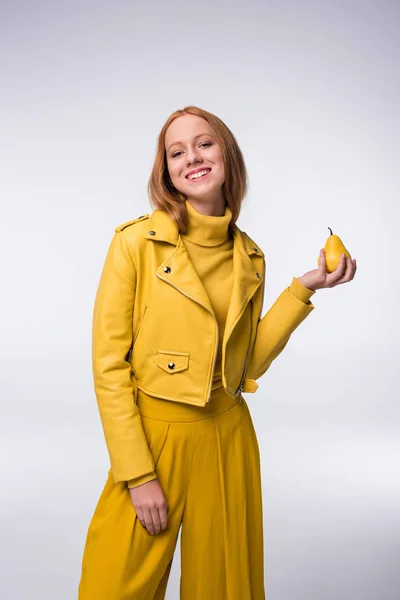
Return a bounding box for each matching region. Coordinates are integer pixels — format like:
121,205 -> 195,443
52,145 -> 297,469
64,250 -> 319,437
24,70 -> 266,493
147,105 -> 248,235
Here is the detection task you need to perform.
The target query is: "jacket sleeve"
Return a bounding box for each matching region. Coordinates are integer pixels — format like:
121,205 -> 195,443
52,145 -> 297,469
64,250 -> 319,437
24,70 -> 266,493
127,471 -> 158,489
246,276 -> 316,383
92,230 -> 157,484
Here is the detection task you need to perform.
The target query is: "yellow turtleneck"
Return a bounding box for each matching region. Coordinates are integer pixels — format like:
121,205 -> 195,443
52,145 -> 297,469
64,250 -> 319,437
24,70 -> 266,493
180,199 -> 234,393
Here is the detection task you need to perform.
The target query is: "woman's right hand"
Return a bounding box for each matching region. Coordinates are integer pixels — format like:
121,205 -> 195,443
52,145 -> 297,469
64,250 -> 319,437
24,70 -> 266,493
129,478 -> 169,535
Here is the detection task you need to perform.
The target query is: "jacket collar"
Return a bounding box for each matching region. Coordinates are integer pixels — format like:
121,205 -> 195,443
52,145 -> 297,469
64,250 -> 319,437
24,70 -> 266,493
144,208 -> 264,258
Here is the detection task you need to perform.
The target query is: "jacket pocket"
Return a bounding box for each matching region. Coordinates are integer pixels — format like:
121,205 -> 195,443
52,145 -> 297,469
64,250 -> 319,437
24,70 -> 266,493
156,350 -> 190,374
140,417 -> 171,469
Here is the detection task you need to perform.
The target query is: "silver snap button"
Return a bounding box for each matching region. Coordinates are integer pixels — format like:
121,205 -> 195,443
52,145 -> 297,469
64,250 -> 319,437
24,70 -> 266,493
149,230 -> 156,235
168,362 -> 175,369
253,247 -> 258,252
164,266 -> 171,273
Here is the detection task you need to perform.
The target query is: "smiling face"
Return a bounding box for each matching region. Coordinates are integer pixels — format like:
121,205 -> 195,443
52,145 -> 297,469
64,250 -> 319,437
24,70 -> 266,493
165,114 -> 226,213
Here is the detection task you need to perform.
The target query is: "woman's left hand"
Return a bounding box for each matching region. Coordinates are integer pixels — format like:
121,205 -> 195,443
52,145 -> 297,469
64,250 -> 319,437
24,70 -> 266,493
297,249 -> 357,292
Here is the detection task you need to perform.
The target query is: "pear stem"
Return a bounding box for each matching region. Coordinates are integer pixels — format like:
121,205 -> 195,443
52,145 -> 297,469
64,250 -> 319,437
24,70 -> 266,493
328,227 -> 333,235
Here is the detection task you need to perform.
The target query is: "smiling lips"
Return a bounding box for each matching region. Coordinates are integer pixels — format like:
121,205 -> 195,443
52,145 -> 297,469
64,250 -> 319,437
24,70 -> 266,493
186,168 -> 212,181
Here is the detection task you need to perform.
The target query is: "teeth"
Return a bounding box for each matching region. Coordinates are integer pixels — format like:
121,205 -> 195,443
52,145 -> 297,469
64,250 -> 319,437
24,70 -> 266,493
188,169 -> 210,180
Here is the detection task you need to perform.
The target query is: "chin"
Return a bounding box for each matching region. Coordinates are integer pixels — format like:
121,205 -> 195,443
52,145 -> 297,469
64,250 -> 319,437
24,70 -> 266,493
189,190 -> 219,202
184,182 -> 224,196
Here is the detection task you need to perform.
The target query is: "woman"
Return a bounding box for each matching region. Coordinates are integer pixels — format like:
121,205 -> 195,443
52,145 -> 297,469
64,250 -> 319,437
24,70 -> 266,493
78,106 -> 357,599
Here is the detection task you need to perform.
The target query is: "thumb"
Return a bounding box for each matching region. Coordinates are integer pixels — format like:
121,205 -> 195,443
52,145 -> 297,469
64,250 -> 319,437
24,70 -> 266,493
319,249 -> 326,272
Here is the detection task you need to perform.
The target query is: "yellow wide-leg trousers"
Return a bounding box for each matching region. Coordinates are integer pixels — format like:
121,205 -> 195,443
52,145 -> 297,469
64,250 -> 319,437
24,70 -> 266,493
78,387 -> 265,599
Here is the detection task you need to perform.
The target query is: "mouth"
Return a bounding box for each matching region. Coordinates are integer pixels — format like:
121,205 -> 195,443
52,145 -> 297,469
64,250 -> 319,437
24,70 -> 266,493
185,168 -> 212,182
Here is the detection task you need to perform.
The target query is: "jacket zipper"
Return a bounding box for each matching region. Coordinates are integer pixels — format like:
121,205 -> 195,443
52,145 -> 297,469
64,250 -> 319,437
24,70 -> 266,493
156,273 -> 218,405
234,266 -> 264,398
126,305 -> 148,364
133,305 -> 148,344
235,297 -> 253,400
206,318 -> 218,403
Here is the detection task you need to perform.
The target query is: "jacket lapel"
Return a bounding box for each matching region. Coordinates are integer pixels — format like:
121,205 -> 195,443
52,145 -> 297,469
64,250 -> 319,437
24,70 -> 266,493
158,238 -> 214,314
144,208 -> 213,313
223,225 -> 264,346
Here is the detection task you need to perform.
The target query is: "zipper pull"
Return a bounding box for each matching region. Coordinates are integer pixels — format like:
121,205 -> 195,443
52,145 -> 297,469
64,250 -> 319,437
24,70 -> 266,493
242,379 -> 258,393
238,386 -> 243,402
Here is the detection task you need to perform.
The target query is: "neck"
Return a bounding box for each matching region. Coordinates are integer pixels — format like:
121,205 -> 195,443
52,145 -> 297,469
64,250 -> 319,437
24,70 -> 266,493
185,197 -> 226,217
182,199 -> 232,247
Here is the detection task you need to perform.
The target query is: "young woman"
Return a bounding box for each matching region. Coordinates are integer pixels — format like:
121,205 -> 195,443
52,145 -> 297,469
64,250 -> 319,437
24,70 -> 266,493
78,106 -> 357,599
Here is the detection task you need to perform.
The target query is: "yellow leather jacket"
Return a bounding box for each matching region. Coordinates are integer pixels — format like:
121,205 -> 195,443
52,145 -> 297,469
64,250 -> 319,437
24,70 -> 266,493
92,209 -> 316,483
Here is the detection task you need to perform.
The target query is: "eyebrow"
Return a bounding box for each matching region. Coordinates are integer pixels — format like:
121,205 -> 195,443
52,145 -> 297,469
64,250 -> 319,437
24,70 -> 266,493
166,133 -> 214,152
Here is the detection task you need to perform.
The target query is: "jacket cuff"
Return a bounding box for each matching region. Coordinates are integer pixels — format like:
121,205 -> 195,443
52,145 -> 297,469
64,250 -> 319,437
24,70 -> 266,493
127,471 -> 157,489
289,277 -> 316,304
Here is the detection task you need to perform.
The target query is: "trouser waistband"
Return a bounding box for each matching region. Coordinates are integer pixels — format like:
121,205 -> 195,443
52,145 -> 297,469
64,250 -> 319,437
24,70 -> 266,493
137,386 -> 241,422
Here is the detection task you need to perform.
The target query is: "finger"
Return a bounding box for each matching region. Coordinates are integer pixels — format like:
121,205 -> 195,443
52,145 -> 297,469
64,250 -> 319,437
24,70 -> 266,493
159,504 -> 169,531
348,257 -> 357,278
343,256 -> 353,279
142,507 -> 155,535
326,253 -> 347,286
319,249 -> 326,272
335,257 -> 357,285
335,258 -> 355,285
136,505 -> 146,528
150,507 -> 162,535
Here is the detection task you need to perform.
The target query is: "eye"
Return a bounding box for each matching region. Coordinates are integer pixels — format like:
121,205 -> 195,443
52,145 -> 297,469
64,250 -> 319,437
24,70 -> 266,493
171,142 -> 212,158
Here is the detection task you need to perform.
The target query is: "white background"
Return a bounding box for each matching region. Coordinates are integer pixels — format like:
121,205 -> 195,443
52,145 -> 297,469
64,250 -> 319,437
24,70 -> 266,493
1,1 -> 399,598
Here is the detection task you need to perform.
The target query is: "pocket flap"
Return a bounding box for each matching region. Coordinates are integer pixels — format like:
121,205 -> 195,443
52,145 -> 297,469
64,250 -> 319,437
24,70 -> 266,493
156,350 -> 190,374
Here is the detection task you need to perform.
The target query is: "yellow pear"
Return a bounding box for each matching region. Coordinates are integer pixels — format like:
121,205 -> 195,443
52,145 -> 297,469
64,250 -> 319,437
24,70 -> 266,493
318,227 -> 351,273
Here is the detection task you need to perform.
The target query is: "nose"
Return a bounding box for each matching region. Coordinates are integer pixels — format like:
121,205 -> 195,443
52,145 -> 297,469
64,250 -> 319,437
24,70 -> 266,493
186,145 -> 202,167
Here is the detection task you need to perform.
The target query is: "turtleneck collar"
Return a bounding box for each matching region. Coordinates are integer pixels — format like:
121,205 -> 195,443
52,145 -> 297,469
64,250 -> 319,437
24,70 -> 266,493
181,199 -> 232,247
